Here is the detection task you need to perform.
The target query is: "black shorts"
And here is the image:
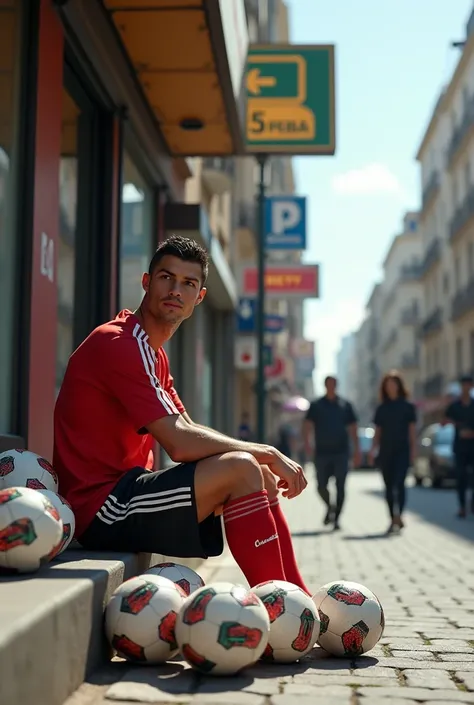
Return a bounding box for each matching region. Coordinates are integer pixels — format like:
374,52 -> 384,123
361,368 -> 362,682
79,464 -> 224,559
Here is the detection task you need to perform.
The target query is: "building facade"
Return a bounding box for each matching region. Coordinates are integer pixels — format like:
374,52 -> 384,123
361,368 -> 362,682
379,213 -> 423,401
415,6 -> 474,423
0,0 -> 249,459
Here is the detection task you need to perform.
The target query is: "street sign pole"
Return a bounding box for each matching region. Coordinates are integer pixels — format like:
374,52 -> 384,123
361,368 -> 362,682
256,154 -> 267,443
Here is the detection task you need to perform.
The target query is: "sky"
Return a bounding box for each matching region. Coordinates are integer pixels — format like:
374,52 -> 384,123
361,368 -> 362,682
285,0 -> 474,394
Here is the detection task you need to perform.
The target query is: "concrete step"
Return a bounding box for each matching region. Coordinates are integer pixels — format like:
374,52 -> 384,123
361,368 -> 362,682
0,542 -> 204,705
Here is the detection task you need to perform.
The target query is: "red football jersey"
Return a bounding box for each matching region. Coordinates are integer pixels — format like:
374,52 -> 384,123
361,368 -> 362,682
53,309 -> 185,538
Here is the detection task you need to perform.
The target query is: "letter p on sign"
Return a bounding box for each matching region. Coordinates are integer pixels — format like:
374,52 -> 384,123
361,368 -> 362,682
272,200 -> 301,234
264,195 -> 307,250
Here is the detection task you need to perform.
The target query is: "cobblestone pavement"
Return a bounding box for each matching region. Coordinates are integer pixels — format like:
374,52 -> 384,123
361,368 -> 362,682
68,469 -> 474,705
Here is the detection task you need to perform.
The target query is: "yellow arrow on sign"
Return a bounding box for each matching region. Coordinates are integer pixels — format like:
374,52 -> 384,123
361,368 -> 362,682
247,68 -> 277,95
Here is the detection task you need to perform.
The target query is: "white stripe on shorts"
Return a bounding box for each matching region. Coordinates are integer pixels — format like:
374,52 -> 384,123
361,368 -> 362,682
96,485 -> 192,525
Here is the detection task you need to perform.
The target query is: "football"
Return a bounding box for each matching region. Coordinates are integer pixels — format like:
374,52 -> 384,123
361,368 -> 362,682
312,580 -> 385,657
104,574 -> 187,664
0,449 -> 58,492
38,490 -> 75,556
144,561 -> 205,596
175,582 -> 270,676
252,580 -> 321,663
0,486 -> 63,573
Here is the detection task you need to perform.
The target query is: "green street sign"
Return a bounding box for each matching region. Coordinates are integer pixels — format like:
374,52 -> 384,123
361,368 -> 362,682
245,44 -> 336,155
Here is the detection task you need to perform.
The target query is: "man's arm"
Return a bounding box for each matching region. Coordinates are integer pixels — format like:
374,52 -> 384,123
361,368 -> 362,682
303,403 -> 316,457
346,403 -> 360,460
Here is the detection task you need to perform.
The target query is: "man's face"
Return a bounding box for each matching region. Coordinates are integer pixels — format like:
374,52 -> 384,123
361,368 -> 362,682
142,254 -> 206,325
461,380 -> 473,396
325,377 -> 337,395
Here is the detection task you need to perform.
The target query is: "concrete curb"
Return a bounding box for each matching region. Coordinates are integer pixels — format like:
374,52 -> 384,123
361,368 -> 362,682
0,545 -> 205,705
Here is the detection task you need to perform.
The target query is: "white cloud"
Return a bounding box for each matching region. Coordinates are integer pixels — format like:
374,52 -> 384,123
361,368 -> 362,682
304,299 -> 365,395
331,163 -> 405,196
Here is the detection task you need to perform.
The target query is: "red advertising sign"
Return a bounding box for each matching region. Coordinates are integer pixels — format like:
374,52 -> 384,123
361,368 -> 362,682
241,265 -> 320,298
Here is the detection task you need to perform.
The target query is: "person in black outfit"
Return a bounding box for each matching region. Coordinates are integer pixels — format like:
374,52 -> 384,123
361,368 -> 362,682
444,374 -> 474,518
370,370 -> 417,534
304,376 -> 360,530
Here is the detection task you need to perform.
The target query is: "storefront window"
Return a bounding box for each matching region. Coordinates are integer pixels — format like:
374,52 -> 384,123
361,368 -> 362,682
120,153 -> 154,311
0,1 -> 23,432
56,88 -> 79,395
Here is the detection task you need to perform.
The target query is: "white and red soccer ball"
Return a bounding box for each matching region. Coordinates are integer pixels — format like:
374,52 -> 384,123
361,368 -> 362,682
175,582 -> 270,675
252,580 -> 321,663
313,580 -> 385,656
0,486 -> 63,573
105,574 -> 187,664
144,562 -> 205,596
38,490 -> 75,556
0,449 -> 58,493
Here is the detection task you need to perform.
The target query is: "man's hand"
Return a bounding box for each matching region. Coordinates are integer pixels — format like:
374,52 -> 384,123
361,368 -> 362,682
266,450 -> 307,499
352,449 -> 362,468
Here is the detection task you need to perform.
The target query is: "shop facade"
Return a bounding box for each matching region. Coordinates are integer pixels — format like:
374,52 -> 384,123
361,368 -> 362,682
0,0 -> 247,459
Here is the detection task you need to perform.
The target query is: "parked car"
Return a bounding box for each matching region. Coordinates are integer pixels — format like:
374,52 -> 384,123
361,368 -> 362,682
413,423 -> 455,487
353,427 -> 375,469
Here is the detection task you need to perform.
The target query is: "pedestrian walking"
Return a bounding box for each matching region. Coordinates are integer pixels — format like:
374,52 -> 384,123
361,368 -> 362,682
369,370 -> 417,534
443,374 -> 474,519
303,376 -> 360,530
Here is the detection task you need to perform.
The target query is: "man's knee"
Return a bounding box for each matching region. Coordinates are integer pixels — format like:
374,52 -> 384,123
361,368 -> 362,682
197,451 -> 263,495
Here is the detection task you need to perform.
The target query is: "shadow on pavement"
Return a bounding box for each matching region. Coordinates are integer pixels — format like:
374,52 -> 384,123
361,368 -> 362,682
292,530 -> 324,538
95,647 -> 367,694
343,532 -> 393,541
365,484 -> 474,543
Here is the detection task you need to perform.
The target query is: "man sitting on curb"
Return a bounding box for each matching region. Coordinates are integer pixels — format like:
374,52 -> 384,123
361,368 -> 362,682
53,235 -> 310,594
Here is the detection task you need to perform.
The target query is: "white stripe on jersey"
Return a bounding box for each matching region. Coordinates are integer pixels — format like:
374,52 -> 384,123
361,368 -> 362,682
132,323 -> 179,415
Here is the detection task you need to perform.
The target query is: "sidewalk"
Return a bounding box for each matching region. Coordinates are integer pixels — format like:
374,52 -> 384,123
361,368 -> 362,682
69,470 -> 474,705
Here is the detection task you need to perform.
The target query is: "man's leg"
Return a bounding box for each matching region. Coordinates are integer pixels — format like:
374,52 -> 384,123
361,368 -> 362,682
258,465 -> 311,595
455,453 -> 468,517
333,454 -> 349,529
315,455 -> 333,524
194,451 -> 286,587
380,460 -> 395,524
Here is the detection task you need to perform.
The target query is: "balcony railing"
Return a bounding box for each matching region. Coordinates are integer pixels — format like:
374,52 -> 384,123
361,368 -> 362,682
399,263 -> 423,282
421,237 -> 441,276
449,188 -> 474,242
419,306 -> 443,338
422,373 -> 445,398
447,97 -> 474,166
400,305 -> 420,326
451,278 -> 474,321
421,171 -> 440,210
400,352 -> 420,369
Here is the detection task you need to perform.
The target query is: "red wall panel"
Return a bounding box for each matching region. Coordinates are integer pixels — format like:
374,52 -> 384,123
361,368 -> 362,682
28,0 -> 64,459
108,117 -> 120,318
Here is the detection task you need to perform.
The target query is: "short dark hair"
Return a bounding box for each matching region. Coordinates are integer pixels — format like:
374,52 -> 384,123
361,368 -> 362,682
324,375 -> 337,386
148,234 -> 209,285
460,374 -> 473,384
379,369 -> 409,401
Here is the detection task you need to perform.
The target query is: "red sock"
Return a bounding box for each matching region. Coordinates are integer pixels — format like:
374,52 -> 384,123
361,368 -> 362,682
223,489 -> 286,588
270,498 -> 311,595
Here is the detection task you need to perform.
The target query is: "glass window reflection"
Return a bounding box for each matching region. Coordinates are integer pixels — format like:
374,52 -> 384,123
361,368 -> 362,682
120,153 -> 154,311
0,0 -> 23,431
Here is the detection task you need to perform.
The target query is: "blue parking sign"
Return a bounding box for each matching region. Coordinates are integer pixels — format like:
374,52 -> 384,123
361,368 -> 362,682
264,196 -> 307,250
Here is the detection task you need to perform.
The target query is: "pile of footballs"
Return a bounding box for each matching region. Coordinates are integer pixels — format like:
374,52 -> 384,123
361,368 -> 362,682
104,562 -> 385,675
0,449 -> 75,574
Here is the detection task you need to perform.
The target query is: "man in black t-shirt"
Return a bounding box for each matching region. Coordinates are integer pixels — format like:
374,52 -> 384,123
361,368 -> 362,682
444,374 -> 474,518
303,376 -> 360,530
